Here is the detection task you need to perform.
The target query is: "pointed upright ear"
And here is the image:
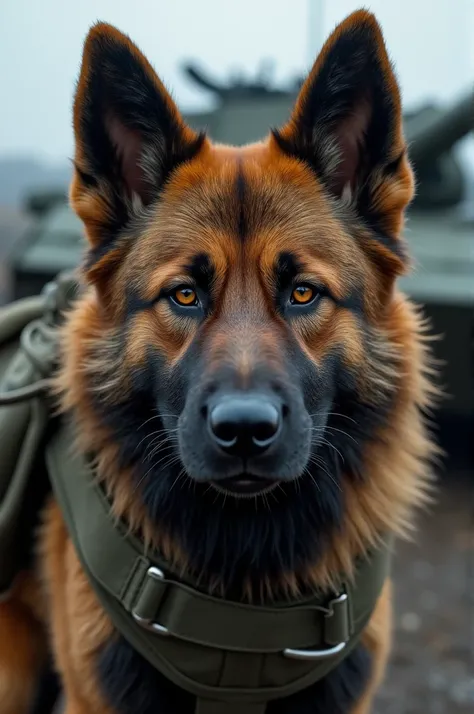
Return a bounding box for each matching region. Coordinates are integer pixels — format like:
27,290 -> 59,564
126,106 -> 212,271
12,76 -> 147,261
71,23 -> 205,250
273,10 -> 414,270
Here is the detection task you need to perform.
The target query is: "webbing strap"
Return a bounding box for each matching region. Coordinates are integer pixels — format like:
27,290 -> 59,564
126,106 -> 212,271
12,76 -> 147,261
45,417 -> 393,709
46,419 -> 391,653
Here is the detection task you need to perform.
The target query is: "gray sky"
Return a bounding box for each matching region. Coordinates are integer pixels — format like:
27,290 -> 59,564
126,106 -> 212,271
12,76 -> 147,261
1,0 -> 473,163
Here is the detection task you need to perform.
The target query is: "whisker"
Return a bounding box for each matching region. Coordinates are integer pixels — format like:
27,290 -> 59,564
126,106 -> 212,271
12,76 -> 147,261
307,456 -> 342,492
169,467 -> 187,493
307,412 -> 356,424
309,424 -> 358,444
135,427 -> 179,454
138,454 -> 182,487
309,435 -> 345,464
136,414 -> 162,431
304,467 -> 321,494
145,438 -> 179,463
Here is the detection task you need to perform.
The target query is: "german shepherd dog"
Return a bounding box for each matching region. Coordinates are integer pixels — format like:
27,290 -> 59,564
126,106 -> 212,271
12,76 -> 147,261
0,9 -> 437,714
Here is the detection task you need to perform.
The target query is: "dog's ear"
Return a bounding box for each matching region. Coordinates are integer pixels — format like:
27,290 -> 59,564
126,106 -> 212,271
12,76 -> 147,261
273,10 -> 413,270
71,22 -> 204,250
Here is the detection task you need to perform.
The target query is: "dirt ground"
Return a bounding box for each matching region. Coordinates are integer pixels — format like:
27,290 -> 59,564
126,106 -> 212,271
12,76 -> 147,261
375,470 -> 474,714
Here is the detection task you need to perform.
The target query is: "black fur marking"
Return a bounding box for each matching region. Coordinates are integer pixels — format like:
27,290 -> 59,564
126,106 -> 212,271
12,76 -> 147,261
335,291 -> 364,314
73,161 -> 97,188
124,287 -> 156,317
183,253 -> 215,294
84,231 -> 128,272
365,226 -> 407,262
236,164 -> 247,241
275,252 -> 303,293
383,150 -> 405,177
30,657 -> 61,714
90,345 -> 342,596
98,635 -> 371,714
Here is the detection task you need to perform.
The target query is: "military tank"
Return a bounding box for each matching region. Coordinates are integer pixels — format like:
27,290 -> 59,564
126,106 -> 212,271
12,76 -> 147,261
6,67 -> 473,467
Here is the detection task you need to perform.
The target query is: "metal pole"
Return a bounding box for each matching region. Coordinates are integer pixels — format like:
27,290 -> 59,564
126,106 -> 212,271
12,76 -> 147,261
307,0 -> 325,65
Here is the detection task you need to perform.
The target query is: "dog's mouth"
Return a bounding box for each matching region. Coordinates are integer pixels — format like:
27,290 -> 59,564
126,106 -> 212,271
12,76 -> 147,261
209,475 -> 278,498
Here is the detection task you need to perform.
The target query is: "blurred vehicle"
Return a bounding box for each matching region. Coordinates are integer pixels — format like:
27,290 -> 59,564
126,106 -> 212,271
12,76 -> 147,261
8,190 -> 84,300
6,67 -> 473,468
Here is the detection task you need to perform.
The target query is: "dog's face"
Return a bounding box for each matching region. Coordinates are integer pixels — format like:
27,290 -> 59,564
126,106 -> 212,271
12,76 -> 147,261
68,11 -> 418,595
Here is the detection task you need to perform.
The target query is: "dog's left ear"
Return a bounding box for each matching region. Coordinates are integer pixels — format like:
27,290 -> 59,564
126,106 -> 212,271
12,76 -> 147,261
273,10 -> 413,267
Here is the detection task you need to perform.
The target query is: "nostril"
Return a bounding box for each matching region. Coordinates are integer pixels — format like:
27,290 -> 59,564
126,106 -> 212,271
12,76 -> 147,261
209,404 -> 239,447
282,403 -> 290,418
252,405 -> 280,446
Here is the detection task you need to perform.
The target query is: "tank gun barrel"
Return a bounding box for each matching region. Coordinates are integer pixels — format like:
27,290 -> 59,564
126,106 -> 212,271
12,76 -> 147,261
407,91 -> 473,167
183,63 -> 227,96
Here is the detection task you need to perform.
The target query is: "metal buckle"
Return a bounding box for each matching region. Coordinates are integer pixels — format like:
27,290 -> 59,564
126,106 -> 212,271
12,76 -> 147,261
283,592 -> 349,660
131,566 -> 170,636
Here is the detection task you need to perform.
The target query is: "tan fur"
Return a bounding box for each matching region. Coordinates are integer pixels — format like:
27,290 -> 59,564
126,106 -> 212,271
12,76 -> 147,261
0,573 -> 47,714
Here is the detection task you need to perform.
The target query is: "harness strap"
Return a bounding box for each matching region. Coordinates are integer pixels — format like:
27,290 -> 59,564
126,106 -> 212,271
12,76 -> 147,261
46,417 -> 393,713
46,419 -> 391,652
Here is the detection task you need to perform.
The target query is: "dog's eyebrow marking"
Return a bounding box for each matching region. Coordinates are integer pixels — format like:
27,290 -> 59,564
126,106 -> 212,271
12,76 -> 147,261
125,253 -> 216,318
275,251 -> 364,313
183,253 -> 215,293
275,252 -> 303,293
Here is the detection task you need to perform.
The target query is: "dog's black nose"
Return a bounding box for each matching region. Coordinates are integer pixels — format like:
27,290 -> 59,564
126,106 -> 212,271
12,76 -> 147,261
208,396 -> 282,457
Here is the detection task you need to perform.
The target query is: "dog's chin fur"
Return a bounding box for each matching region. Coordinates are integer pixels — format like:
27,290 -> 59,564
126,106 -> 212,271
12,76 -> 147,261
54,287 -> 438,603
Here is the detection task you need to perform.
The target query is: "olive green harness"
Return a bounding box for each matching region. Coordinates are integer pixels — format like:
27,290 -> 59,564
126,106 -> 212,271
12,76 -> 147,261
0,274 -> 393,714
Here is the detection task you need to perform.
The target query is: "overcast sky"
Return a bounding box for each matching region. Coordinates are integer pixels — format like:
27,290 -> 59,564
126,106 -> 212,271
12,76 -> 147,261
1,0 -> 473,163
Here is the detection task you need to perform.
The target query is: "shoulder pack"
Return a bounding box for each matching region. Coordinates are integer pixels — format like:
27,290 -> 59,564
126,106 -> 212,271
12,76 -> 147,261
0,273 -> 78,594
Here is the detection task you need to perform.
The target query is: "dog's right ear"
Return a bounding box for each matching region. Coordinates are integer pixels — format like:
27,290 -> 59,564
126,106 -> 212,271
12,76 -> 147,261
71,23 -> 204,255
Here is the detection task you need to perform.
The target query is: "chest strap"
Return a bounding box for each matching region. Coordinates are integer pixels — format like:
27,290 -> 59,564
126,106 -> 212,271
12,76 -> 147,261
46,418 -> 393,714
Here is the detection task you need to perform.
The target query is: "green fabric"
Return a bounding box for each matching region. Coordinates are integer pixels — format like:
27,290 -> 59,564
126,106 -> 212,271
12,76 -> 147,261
45,416 -> 393,713
0,274 -> 78,594
0,296 -> 49,592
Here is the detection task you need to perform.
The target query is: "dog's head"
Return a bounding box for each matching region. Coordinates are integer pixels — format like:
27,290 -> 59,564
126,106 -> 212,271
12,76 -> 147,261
64,11 -> 433,597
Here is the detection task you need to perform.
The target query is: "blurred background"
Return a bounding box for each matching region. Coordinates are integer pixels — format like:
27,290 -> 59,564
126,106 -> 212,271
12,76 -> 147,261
0,1 -> 473,711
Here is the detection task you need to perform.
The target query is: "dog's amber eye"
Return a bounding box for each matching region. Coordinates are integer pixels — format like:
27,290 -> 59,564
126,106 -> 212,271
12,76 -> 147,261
172,287 -> 198,307
291,285 -> 314,305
